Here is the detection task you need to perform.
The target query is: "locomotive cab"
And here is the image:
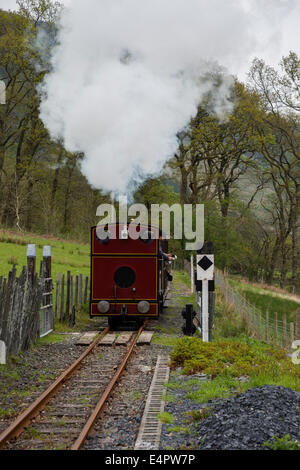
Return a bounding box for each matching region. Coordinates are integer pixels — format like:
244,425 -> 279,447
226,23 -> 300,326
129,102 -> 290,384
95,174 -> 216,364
90,223 -> 170,327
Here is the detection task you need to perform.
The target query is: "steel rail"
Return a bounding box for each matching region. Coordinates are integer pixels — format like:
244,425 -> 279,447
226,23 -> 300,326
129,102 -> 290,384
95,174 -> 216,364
71,321 -> 148,450
0,327 -> 110,450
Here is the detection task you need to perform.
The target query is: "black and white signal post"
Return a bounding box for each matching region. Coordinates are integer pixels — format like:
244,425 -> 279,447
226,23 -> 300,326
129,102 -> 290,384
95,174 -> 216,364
196,242 -> 215,342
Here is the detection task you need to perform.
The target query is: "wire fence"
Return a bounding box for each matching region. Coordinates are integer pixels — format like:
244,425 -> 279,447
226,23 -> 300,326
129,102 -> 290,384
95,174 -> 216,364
215,268 -> 300,351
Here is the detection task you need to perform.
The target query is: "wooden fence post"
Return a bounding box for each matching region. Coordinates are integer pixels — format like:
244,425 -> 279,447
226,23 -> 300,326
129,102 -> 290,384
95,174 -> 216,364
248,302 -> 251,329
43,246 -> 51,280
259,309 -> 262,340
274,312 -> 278,346
39,260 -> 43,277
84,277 -> 89,304
66,271 -> 71,319
79,274 -> 83,304
75,275 -> 79,306
290,323 -> 294,348
283,314 -> 287,348
60,274 -> 65,322
70,275 -> 74,310
55,273 -> 61,319
27,245 -> 36,285
296,309 -> 300,341
265,309 -> 269,343
70,305 -> 76,327
243,296 -> 248,325
253,306 -> 256,334
224,272 -> 228,303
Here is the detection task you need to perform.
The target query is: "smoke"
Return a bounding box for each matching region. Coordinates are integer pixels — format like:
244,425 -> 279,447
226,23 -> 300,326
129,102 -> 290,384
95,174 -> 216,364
39,0 -> 298,193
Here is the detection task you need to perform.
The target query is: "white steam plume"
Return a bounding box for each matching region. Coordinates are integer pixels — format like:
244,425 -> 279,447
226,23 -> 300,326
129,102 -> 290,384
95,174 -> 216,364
39,0 -> 298,193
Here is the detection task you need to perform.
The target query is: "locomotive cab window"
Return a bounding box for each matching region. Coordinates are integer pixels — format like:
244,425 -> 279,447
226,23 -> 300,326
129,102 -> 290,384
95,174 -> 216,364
114,266 -> 136,288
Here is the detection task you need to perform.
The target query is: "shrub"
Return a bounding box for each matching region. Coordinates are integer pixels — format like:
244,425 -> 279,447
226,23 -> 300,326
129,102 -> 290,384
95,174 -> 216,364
184,408 -> 212,422
169,336 -> 300,381
262,435 -> 300,450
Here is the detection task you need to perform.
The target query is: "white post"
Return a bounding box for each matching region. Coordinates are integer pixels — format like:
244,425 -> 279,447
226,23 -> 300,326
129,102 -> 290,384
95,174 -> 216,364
27,244 -> 36,285
191,254 -> 194,294
202,280 -> 209,342
196,254 -> 214,343
196,291 -> 202,335
43,246 -> 51,258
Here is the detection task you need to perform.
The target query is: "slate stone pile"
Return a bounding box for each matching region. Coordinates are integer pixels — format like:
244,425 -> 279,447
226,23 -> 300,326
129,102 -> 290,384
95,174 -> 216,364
197,385 -> 300,450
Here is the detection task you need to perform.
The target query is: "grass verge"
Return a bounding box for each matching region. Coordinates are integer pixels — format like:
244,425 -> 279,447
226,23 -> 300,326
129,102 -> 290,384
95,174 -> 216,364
168,334 -> 300,403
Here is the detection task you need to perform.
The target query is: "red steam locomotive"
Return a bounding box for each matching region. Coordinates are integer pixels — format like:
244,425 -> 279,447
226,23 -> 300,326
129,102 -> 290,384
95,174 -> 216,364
90,223 -> 170,328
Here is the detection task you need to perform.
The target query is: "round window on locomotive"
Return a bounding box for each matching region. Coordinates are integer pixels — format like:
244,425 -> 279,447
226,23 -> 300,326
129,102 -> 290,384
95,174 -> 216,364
96,228 -> 111,245
139,230 -> 155,244
114,266 -> 136,289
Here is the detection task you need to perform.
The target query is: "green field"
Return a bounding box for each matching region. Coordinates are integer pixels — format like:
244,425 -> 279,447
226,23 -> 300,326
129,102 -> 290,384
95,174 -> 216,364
229,278 -> 300,324
0,230 -> 91,283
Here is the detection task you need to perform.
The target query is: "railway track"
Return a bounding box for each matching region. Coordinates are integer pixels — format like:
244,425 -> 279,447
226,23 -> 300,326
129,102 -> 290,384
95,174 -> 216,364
0,323 -> 147,451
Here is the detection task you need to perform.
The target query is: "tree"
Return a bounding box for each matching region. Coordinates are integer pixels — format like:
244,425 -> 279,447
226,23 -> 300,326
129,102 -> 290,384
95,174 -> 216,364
133,176 -> 179,209
170,79 -> 263,218
0,1 -> 61,228
190,81 -> 263,217
250,53 -> 300,291
0,4 -> 109,241
17,0 -> 61,24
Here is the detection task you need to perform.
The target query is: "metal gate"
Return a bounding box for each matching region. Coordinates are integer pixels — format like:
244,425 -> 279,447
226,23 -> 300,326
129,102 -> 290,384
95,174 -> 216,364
39,247 -> 54,338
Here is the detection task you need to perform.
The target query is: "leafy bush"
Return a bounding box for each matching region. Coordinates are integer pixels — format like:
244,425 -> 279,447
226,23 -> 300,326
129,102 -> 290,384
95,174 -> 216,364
169,336 -> 300,380
184,408 -> 212,422
262,435 -> 300,450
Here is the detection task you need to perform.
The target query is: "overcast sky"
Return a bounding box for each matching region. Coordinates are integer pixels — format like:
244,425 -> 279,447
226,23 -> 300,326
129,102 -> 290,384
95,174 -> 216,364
1,0 -> 299,80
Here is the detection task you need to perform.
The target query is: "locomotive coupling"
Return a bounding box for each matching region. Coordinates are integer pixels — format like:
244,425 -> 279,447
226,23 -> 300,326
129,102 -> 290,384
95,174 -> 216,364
121,304 -> 128,317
